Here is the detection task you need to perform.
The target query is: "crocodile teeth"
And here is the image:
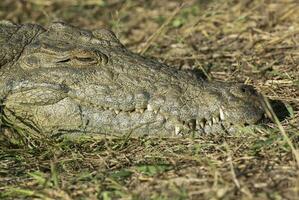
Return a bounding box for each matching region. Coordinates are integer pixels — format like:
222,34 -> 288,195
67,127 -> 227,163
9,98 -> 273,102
153,110 -> 158,114
208,120 -> 212,126
219,108 -> 225,121
147,104 -> 153,111
175,126 -> 181,135
212,117 -> 218,124
136,108 -> 145,113
115,110 -> 120,114
196,119 -> 205,129
196,120 -> 201,129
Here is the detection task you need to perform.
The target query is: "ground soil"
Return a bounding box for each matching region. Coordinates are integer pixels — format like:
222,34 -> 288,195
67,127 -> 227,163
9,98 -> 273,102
0,0 -> 298,199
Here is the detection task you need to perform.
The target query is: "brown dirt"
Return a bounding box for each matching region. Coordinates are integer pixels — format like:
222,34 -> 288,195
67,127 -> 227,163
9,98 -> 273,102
0,0 -> 298,199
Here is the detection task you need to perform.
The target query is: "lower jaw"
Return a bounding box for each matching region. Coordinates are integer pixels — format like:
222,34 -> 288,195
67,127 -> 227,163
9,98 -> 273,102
3,103 -> 260,137
74,121 -> 250,137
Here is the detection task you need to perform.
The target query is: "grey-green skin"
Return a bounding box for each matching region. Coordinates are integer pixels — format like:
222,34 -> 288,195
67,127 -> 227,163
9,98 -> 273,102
0,21 -> 264,137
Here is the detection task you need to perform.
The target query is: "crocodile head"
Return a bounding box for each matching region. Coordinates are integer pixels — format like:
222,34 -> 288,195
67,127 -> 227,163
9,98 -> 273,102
0,22 -> 264,137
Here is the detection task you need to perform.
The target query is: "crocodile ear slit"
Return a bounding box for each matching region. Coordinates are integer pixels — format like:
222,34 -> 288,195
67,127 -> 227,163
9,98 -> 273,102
95,50 -> 109,65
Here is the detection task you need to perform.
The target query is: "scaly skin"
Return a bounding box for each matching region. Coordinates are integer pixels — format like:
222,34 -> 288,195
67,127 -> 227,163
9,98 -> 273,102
0,21 -> 264,137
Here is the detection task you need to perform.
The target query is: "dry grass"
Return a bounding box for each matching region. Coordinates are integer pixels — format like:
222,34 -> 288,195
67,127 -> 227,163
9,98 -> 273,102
0,0 -> 299,199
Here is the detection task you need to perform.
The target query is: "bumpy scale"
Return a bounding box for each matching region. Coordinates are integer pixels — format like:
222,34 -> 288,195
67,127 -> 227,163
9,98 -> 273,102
0,21 -> 264,137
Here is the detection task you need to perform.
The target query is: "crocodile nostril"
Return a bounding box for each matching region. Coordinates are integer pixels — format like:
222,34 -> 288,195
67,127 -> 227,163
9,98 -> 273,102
240,86 -> 247,93
240,85 -> 257,96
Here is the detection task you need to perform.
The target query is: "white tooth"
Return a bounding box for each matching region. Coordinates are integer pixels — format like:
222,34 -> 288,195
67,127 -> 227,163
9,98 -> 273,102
208,120 -> 212,126
199,121 -> 205,128
147,104 -> 153,111
219,108 -> 225,120
115,110 -> 120,114
175,126 -> 181,135
154,110 -> 158,114
136,108 -> 145,113
196,120 -> 205,128
212,117 -> 218,124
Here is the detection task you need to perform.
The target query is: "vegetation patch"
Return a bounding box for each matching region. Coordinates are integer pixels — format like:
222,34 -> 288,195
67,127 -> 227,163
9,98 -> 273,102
0,0 -> 298,199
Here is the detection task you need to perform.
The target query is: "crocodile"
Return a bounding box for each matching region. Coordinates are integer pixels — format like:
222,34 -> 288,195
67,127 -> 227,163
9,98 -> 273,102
0,21 -> 264,137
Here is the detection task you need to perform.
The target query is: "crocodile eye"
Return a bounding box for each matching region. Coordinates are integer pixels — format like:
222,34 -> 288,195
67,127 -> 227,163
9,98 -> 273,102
71,56 -> 98,66
73,50 -> 108,65
74,56 -> 97,63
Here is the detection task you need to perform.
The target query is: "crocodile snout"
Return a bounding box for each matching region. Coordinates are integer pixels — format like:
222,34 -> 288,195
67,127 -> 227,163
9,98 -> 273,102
0,22 -> 266,137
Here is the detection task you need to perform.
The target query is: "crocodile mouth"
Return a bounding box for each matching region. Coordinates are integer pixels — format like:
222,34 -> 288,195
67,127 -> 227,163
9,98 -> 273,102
176,108 -> 228,134
2,83 -> 265,136
73,96 -> 264,135
1,88 -> 265,137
